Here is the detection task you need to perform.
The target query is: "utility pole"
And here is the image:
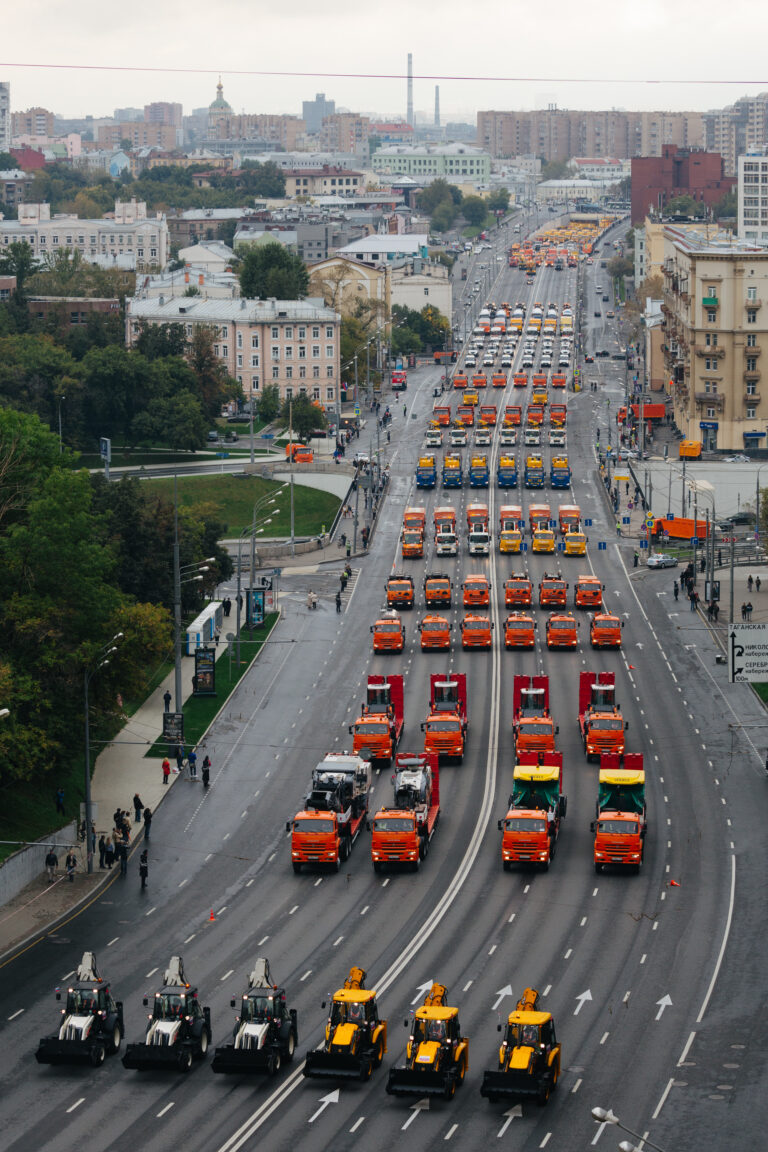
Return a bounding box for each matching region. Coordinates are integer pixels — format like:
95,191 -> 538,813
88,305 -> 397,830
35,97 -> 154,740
173,474 -> 182,712
289,400 -> 295,558
730,534 -> 735,625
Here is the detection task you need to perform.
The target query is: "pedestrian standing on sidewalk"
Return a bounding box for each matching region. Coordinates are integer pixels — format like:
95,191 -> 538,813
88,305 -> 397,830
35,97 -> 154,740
747,601 -> 754,621
748,575 -> 754,592
163,689 -> 172,712
188,748 -> 198,779
104,836 -> 115,869
175,743 -> 185,772
139,850 -> 149,890
625,482 -> 629,496
616,519 -> 621,536
65,850 -> 77,882
713,601 -> 720,622
143,807 -> 152,841
335,591 -> 342,614
162,758 -> 171,786
742,602 -> 748,621
98,835 -> 106,869
757,577 -> 762,593
117,840 -> 128,875
690,589 -> 697,612
133,793 -> 144,824
45,848 -> 58,883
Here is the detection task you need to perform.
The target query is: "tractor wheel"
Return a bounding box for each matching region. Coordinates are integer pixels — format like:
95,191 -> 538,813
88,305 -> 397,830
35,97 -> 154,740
443,1075 -> 456,1100
373,1036 -> 384,1067
107,1022 -> 122,1055
457,1054 -> 467,1084
537,1077 -> 551,1106
359,1058 -> 372,1082
177,1048 -> 193,1073
198,1029 -> 209,1057
90,1043 -> 106,1068
268,1050 -> 281,1076
284,1031 -> 295,1063
373,862 -> 383,874
551,1061 -> 559,1091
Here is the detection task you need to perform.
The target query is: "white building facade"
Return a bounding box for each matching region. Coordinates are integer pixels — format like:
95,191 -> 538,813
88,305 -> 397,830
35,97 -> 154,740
738,148 -> 768,245
0,199 -> 168,270
0,82 -> 10,151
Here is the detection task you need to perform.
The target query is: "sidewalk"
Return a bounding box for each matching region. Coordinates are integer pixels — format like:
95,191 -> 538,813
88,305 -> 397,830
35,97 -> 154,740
0,635 -> 234,961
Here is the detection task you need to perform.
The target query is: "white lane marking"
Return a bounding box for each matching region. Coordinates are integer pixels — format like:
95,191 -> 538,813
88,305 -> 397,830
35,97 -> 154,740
258,935 -> 269,945
540,1135 -> 552,1148
349,1118 -> 364,1133
107,936 -> 119,946
145,907 -> 156,917
205,854 -> 212,862
678,1031 -> 696,1065
508,912 -> 515,923
246,879 -> 255,887
600,1031 -> 609,1045
543,984 -> 551,996
564,948 -> 572,959
8,1009 -> 24,1020
488,944 -> 497,955
62,971 -> 75,980
300,971 -> 312,982
184,935 -> 195,945
463,981 -> 473,992
221,970 -> 234,982
571,1078 -> 582,1093
580,917 -> 587,927
218,906 -> 227,915
66,1098 -> 85,1113
445,1124 -> 458,1140
360,906 -> 369,916
333,936 -> 343,947
640,953 -> 647,964
382,878 -> 390,887
289,906 -> 298,915
145,968 -> 158,978
652,1078 -> 675,1119
697,855 -> 736,1023
178,878 -> 188,888
157,1102 -> 175,1118
314,878 -> 323,887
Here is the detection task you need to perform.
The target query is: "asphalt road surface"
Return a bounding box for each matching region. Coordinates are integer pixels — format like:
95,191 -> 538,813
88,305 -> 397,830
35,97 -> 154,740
2,237 -> 767,1152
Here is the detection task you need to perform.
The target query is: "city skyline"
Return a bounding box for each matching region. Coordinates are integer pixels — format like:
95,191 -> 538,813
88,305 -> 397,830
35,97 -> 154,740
4,0 -> 768,123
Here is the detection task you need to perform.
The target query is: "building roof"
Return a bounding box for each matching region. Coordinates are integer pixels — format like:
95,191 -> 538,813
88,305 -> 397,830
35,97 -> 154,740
178,240 -> 234,262
127,296 -> 338,323
374,143 -> 485,157
666,225 -> 765,256
336,233 -> 428,254
209,80 -> 232,114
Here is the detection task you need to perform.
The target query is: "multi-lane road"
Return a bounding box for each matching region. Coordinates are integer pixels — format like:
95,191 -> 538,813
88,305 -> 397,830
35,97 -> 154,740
3,229 -> 767,1152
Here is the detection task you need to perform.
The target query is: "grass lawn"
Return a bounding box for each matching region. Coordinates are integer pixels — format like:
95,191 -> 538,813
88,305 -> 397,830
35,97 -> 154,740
145,613 -> 279,756
78,450 -> 221,468
0,758 -> 88,863
145,473 -> 340,536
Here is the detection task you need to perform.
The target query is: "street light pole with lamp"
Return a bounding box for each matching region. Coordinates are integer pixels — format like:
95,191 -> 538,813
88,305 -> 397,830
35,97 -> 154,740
591,1106 -> 668,1152
83,634 -> 124,873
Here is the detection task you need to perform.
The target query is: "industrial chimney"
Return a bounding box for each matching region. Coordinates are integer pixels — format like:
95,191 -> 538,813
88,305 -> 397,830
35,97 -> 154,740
407,53 -> 413,128
434,85 -> 440,128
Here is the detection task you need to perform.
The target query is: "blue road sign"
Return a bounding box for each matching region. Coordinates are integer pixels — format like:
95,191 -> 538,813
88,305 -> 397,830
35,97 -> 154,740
584,518 -> 593,527
640,539 -> 648,549
622,516 -> 631,524
598,541 -> 607,551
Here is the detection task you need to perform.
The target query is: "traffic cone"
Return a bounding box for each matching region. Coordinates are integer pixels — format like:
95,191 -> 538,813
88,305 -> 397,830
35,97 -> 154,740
670,879 -> 680,887
628,664 -> 636,670
209,908 -> 216,921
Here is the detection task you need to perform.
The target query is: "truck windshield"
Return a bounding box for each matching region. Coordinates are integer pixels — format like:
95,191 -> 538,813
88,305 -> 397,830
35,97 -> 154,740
389,583 -> 411,592
507,582 -> 529,590
374,817 -> 414,832
507,621 -> 531,630
422,621 -> 447,631
520,722 -> 552,735
549,620 -> 574,630
297,818 -> 334,833
504,818 -> 546,832
599,820 -> 639,834
544,582 -> 565,590
356,722 -> 389,734
595,718 -> 623,730
154,993 -> 187,1020
242,995 -> 275,1022
330,1001 -> 366,1027
376,623 -> 401,632
67,990 -> 97,1014
427,720 -> 461,732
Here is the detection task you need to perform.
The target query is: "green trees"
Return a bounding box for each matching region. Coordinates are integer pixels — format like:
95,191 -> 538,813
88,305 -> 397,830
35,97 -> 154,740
281,393 -> 327,441
0,241 -> 40,298
391,304 -> 450,356
239,161 -> 287,198
460,195 -> 488,228
238,241 -> 309,299
487,189 -> 511,213
665,194 -> 706,218
418,179 -> 460,231
256,384 -> 281,423
540,160 -> 570,181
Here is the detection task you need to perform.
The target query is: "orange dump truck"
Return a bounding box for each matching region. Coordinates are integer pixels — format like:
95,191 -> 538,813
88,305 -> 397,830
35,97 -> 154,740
463,575 -> 491,607
513,675 -> 558,757
539,571 -> 568,608
592,753 -> 646,874
545,612 -> 579,649
422,674 -> 468,762
401,528 -> 424,559
505,572 -> 533,607
385,573 -> 415,609
370,752 -> 440,872
578,671 -> 628,761
498,753 -> 566,871
504,612 -> 536,649
513,373 -> 528,389
453,373 -> 469,391
479,404 -> 498,425
371,611 -> 406,653
418,614 -> 451,651
433,505 -> 457,537
504,404 -> 522,427
288,752 -> 372,873
574,575 -> 604,609
460,613 -> 494,649
590,612 -> 623,648
424,572 -> 452,608
403,506 -> 427,532
349,675 -> 404,764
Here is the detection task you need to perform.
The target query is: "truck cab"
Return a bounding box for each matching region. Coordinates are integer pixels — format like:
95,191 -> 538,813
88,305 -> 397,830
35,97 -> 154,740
418,614 -> 451,650
424,573 -> 452,608
550,458 -> 572,490
513,675 -> 557,757
462,575 -> 491,607
539,572 -> 568,608
590,612 -> 623,648
349,677 -> 404,765
528,502 -> 551,534
442,454 -> 463,487
574,575 -> 603,609
460,614 -> 494,649
504,612 -> 536,649
504,572 -> 533,607
498,755 -> 566,870
578,671 -> 628,761
557,503 -> 580,534
468,454 -> 490,488
592,755 -> 646,873
370,753 -> 440,872
545,612 -> 579,649
564,530 -> 587,556
401,527 -> 424,559
371,612 -> 406,653
385,574 -> 415,609
422,675 -> 468,762
433,505 -> 456,537
532,528 -> 556,552
416,456 -> 437,489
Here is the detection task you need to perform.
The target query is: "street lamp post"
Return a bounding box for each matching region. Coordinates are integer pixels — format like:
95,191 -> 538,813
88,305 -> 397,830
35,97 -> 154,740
58,394 -> 66,454
755,463 -> 768,549
84,634 -> 124,873
591,1107 -> 668,1152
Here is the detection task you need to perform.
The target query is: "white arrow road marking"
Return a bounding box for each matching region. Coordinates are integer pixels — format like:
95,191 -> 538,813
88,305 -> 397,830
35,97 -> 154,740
492,984 -> 514,1012
401,1098 -> 429,1131
497,1105 -> 523,1137
308,1089 -> 339,1124
656,994 -> 673,1020
411,981 -> 434,1005
574,990 -> 593,1015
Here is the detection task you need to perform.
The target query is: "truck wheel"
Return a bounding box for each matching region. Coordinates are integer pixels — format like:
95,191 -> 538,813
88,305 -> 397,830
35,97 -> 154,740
373,862 -> 383,874
107,1022 -> 122,1054
333,857 -> 341,873
292,863 -> 302,875
443,1075 -> 456,1100
359,1058 -> 372,1082
198,1029 -> 209,1058
177,1049 -> 193,1073
268,1050 -> 281,1076
503,861 -> 511,872
420,836 -> 429,860
373,1036 -> 384,1067
90,1043 -> 106,1068
457,1054 -> 466,1084
594,863 -> 602,874
284,1031 -> 295,1063
551,1062 -> 559,1091
537,1078 -> 551,1105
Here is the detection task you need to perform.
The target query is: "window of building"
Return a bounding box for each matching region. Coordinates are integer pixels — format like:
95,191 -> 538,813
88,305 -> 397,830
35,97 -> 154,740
312,327 -> 320,338
299,365 -> 306,378
707,406 -> 716,418
137,248 -> 144,258
325,326 -> 334,339
312,366 -> 320,378
748,357 -> 758,371
271,346 -> 280,360
251,335 -> 260,348
285,326 -> 293,338
326,387 -> 335,401
747,381 -> 757,395
312,387 -> 321,401
214,345 -> 219,356
150,248 -> 157,258
707,310 -> 717,323
272,366 -> 280,379
298,327 -> 306,339
747,405 -> 757,418
748,333 -> 757,347
705,333 -> 718,347
252,375 -> 260,389
271,326 -> 279,338
286,367 -> 293,379
221,345 -> 228,358
748,286 -> 757,301
747,310 -> 757,324
251,354 -> 259,367
326,366 -> 334,377
298,345 -> 306,359
325,345 -> 334,359
237,354 -> 242,367
312,345 -> 320,358
286,387 -> 293,400
284,345 -> 293,359
237,333 -> 242,348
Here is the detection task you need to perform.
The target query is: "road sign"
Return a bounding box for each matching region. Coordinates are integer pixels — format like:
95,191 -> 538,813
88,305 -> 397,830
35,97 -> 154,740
598,541 -> 607,551
640,539 -> 648,549
354,405 -> 360,416
728,623 -> 768,682
584,518 -> 593,527
645,515 -> 654,529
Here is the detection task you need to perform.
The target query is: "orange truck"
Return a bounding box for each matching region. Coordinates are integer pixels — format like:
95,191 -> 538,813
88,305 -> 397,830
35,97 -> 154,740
386,574 -> 415,609
539,571 -> 568,608
590,612 -> 623,648
424,573 -> 452,608
513,373 -> 528,389
651,516 -> 707,541
551,374 -> 567,390
285,442 -> 314,462
504,612 -> 536,649
578,671 -> 628,762
592,753 -> 646,874
528,502 -> 551,534
557,504 -> 581,535
513,675 -> 558,757
403,506 -> 427,533
349,675 -> 404,764
463,575 -> 491,607
460,613 -> 494,649
288,752 -> 372,873
545,612 -> 579,649
418,614 -> 451,651
433,506 -> 457,537
432,404 -> 451,426
527,404 -> 545,427
504,405 -> 522,426
505,571 -> 533,607
471,374 -> 488,391
401,528 -> 424,559
466,502 -> 489,531
479,404 -> 498,426
456,405 -> 475,427
370,752 -> 440,872
498,752 -> 566,871
371,612 -> 406,653
574,575 -> 604,609
453,373 -> 468,391
422,674 -> 468,762
492,374 -> 507,390
550,404 -> 567,427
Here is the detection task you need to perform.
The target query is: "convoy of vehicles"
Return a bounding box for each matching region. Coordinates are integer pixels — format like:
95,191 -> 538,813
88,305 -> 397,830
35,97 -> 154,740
369,752 -> 440,871
386,982 -> 469,1100
122,956 -> 211,1072
288,752 -> 372,871
212,959 -> 297,1075
304,967 -> 387,1080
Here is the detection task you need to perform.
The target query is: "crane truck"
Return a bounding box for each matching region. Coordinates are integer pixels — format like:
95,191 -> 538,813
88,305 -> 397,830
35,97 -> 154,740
288,752 -> 372,872
122,956 -> 211,1073
513,676 -> 558,757
578,671 -> 628,761
349,674 -> 404,763
369,752 -> 440,871
211,958 -> 298,1075
422,673 -> 468,761
480,987 -> 561,1106
498,754 -> 566,871
386,982 -> 469,1100
591,753 -> 646,873
303,966 -> 386,1081
35,951 -> 124,1068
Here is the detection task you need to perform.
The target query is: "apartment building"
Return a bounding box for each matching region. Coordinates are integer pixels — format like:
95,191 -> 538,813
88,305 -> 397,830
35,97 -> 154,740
0,169 -> 32,208
631,145 -> 735,224
661,226 -> 768,450
738,148 -> 768,245
11,107 -> 55,138
144,102 -> 183,128
283,166 -> 363,198
125,296 -> 340,406
320,113 -> 370,155
0,199 -> 168,270
476,108 -> 705,161
706,93 -> 768,175
371,144 -> 491,182
97,122 -> 179,151
0,82 -> 10,151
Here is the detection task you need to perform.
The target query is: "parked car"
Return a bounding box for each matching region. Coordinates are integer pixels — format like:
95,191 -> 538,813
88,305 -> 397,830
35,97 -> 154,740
723,454 -> 751,463
647,553 -> 678,569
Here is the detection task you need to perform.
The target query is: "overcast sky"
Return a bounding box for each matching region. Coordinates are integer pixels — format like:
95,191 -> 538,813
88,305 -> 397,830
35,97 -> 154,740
3,0 -> 768,123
